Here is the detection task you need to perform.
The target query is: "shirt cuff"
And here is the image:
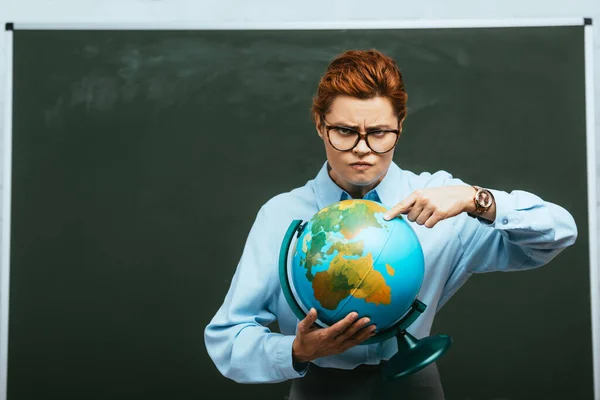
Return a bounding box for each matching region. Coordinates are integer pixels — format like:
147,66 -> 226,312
275,335 -> 309,379
483,189 -> 515,228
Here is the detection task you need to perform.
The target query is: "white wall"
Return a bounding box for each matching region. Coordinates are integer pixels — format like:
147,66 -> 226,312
0,1 -> 598,399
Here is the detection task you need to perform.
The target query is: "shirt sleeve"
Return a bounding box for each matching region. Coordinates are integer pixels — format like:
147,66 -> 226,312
455,188 -> 578,274
204,205 -> 307,383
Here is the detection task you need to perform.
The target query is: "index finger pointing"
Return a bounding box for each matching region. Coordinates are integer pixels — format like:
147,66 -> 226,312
384,193 -> 417,220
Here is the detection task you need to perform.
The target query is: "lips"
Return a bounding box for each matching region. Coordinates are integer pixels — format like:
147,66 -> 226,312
349,162 -> 373,171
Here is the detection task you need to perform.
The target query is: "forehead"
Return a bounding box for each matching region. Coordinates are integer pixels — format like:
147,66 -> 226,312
327,96 -> 396,123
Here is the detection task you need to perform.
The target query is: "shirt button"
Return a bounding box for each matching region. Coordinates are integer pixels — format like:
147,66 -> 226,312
502,218 -> 509,225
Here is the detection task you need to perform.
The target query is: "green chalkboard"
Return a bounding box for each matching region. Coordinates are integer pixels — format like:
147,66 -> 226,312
8,26 -> 592,399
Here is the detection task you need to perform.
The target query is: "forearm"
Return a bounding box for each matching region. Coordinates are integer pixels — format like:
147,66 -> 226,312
459,188 -> 578,273
205,317 -> 303,383
487,189 -> 576,248
459,183 -> 576,248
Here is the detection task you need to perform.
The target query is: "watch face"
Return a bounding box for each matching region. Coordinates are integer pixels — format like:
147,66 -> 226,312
477,190 -> 493,208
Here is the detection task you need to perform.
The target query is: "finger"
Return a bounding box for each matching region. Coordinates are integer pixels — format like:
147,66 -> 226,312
297,308 -> 318,333
383,192 -> 418,220
326,312 -> 358,338
406,201 -> 424,223
335,317 -> 371,342
340,325 -> 377,352
415,206 -> 434,225
424,212 -> 444,228
355,325 -> 378,344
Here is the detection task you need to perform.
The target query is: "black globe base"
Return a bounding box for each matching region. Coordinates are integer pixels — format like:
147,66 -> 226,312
382,331 -> 452,380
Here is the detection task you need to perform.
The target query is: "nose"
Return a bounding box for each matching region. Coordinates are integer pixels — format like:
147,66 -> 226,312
352,136 -> 371,155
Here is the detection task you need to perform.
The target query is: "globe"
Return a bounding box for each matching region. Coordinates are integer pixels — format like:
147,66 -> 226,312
279,199 -> 452,379
287,199 -> 424,340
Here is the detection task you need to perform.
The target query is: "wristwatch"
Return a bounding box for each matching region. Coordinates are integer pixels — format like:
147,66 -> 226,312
471,186 -> 494,215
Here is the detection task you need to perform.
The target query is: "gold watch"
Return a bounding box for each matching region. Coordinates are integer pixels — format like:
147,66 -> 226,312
472,186 -> 494,215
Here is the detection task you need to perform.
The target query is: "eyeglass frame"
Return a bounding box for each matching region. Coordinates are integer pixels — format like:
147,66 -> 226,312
320,116 -> 401,154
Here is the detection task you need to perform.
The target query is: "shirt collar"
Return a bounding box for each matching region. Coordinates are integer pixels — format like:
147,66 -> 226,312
313,161 -> 402,210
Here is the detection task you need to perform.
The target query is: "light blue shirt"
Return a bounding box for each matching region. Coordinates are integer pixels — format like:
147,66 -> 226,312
204,161 -> 577,383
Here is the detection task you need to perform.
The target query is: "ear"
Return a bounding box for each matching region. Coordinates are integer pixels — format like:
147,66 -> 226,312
315,113 -> 324,139
398,116 -> 406,136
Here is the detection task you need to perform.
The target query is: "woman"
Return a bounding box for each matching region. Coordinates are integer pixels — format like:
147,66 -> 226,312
204,49 -> 577,400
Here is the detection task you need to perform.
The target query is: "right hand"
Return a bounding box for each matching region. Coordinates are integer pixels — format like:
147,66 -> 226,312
292,308 -> 377,363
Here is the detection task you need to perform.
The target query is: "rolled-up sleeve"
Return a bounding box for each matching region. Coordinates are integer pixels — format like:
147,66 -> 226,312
204,206 -> 306,383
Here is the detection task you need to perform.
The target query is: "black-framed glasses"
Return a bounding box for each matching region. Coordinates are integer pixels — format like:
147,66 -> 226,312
322,117 -> 400,154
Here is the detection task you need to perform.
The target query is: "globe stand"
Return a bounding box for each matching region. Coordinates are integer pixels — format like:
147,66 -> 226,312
367,298 -> 452,380
382,330 -> 452,380
279,219 -> 452,381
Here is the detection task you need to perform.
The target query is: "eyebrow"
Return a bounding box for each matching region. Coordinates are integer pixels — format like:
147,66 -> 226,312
328,122 -> 396,130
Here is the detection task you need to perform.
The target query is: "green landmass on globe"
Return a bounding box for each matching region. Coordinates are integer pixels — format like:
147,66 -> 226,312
298,200 -> 395,310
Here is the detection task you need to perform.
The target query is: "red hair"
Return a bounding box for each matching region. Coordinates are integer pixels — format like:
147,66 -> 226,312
312,49 -> 408,125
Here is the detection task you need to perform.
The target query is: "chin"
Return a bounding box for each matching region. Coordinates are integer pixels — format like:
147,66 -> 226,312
345,174 -> 379,187
348,167 -> 381,180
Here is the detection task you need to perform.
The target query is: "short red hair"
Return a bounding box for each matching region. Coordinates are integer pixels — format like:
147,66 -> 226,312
312,49 -> 408,125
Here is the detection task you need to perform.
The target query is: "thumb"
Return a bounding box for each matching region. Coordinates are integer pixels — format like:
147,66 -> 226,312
298,308 -> 317,332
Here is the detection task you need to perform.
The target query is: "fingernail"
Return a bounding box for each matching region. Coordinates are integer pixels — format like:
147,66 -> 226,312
383,214 -> 390,220
351,312 -> 358,319
362,318 -> 370,324
370,326 -> 377,332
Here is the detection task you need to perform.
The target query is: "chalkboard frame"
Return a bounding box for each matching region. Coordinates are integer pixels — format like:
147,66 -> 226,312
0,18 -> 597,400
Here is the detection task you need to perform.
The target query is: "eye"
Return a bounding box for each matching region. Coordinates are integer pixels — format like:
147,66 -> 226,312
369,130 -> 387,138
336,128 -> 356,136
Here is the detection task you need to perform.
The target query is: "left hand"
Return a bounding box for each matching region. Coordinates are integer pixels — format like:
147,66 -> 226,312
383,185 -> 477,228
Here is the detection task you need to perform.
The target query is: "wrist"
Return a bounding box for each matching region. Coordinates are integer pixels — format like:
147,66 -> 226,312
464,186 -> 478,213
292,338 -> 310,363
470,186 -> 494,215
466,186 -> 497,222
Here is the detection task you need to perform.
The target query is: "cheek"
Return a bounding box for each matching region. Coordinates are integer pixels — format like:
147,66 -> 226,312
324,144 -> 343,164
379,152 -> 394,166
